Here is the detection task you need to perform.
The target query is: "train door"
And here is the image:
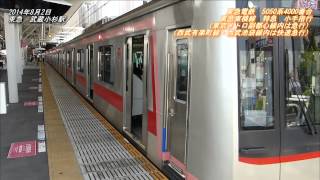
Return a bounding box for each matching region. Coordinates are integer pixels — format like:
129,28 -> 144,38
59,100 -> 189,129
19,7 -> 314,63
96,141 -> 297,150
280,17 -> 320,180
58,53 -> 61,73
72,48 -> 76,85
63,51 -> 67,78
166,30 -> 191,170
123,34 -> 149,148
238,37 -> 281,180
67,51 -> 71,82
86,44 -> 94,100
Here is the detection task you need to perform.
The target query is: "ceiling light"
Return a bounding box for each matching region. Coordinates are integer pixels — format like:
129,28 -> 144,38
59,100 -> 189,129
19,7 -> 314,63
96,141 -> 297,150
43,0 -> 72,6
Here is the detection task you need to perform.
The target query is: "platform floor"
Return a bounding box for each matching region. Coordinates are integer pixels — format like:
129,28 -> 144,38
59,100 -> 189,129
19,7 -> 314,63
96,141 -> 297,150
0,67 -> 49,180
0,63 -> 167,180
43,64 -> 167,180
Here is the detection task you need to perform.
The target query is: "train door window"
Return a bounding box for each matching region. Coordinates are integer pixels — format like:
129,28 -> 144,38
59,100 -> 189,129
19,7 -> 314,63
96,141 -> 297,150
98,45 -> 114,85
239,38 -> 274,130
176,39 -> 189,101
147,42 -> 153,113
77,49 -> 85,73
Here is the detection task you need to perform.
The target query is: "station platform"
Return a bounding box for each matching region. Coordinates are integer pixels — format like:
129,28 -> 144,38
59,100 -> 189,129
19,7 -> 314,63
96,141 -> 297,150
0,64 -> 49,180
0,63 -> 167,180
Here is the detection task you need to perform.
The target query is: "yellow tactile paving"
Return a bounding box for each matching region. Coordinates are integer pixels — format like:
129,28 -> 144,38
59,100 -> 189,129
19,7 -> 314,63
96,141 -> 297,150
42,64 -> 83,180
47,65 -> 168,180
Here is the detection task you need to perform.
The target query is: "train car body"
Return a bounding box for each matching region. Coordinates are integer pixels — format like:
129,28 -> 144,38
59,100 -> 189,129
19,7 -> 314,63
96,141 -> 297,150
46,0 -> 320,180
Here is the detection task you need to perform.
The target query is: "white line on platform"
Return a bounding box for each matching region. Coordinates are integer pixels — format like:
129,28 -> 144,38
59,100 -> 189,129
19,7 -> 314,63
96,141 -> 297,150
38,141 -> 46,153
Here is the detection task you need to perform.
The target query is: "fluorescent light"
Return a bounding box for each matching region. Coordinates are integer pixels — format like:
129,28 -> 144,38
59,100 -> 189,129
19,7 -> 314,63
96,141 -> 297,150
248,1 -> 255,8
43,0 -> 72,6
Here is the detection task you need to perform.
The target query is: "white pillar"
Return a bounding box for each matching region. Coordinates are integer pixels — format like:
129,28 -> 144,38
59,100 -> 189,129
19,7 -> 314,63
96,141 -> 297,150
19,25 -> 24,75
15,24 -> 22,83
4,13 -> 19,103
0,82 -> 7,114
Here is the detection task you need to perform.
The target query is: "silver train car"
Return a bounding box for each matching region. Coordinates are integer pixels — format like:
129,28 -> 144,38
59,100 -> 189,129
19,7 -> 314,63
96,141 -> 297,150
46,0 -> 320,179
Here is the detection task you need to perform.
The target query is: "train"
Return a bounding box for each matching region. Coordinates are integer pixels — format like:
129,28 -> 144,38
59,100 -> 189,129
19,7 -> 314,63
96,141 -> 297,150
45,0 -> 320,180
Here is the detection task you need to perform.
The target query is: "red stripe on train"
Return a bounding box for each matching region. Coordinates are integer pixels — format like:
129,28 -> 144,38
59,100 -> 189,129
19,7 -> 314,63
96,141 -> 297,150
93,83 -> 123,112
147,32 -> 157,135
239,151 -> 320,165
76,73 -> 86,87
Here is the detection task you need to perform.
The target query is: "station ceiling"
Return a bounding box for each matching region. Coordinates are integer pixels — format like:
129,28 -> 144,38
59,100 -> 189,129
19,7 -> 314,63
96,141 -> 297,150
0,0 -> 83,48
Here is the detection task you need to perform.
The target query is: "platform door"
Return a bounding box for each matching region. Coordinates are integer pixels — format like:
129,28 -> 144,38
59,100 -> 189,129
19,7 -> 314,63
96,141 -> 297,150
166,32 -> 191,170
86,44 -> 94,100
123,34 -> 149,149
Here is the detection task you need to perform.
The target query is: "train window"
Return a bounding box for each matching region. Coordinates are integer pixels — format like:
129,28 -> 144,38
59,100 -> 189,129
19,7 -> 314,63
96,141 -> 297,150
176,39 -> 189,101
238,38 -> 274,130
67,51 -> 71,68
77,49 -> 84,73
98,45 -> 114,85
285,20 -> 320,127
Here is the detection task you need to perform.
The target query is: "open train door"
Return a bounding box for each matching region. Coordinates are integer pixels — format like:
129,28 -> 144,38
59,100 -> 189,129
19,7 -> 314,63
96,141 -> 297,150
86,44 -> 94,100
123,32 -> 150,149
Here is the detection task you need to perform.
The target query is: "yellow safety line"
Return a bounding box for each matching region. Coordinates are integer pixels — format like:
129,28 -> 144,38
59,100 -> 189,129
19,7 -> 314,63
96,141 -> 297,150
42,64 -> 83,180
46,65 -> 168,180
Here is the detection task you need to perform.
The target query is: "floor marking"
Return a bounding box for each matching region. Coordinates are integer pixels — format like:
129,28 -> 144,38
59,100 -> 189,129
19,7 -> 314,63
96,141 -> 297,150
38,84 -> 42,92
37,131 -> 45,141
7,140 -> 37,159
24,101 -> 38,107
37,124 -> 46,141
28,86 -> 38,90
38,101 -> 43,113
38,141 -> 46,153
38,124 -> 45,131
